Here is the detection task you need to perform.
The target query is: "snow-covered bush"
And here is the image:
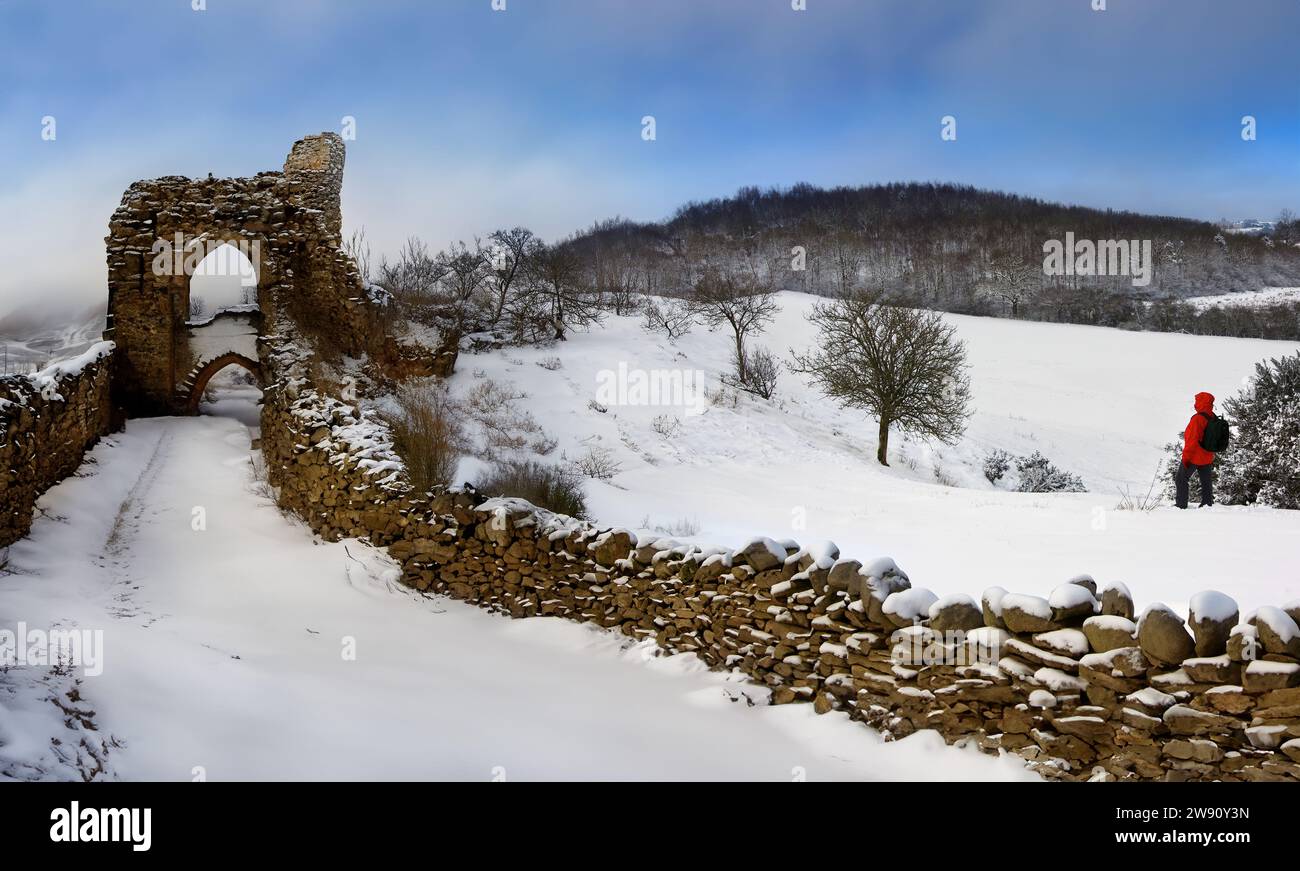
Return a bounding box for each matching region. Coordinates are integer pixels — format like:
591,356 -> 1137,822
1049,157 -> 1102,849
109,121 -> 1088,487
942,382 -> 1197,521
476,460 -> 588,520
1014,451 -> 1086,493
1215,351 -> 1300,508
983,448 -> 1012,484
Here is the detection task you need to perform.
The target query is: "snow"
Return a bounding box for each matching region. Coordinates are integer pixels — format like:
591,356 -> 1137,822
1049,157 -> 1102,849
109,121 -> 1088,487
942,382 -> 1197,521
1033,629 -> 1090,658
1033,668 -> 1085,692
1083,615 -> 1137,635
1127,687 -> 1177,709
430,291 -> 1299,615
1186,287 -> 1300,310
882,587 -> 938,625
0,395 -> 1035,781
929,593 -> 978,619
1188,590 -> 1238,624
1253,606 -> 1300,642
1048,583 -> 1097,611
1027,689 -> 1056,709
1001,593 -> 1052,619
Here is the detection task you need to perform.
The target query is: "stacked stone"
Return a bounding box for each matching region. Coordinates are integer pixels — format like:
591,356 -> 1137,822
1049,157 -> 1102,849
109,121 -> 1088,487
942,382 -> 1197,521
0,345 -> 114,547
258,335 -> 1300,782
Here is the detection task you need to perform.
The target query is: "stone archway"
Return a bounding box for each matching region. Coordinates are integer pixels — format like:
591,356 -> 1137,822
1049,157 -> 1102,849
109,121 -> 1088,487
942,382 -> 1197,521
103,132 -> 377,418
180,352 -> 264,415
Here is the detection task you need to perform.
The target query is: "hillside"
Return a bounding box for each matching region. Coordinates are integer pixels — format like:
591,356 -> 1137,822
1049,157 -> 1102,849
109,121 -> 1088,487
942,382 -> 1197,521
431,292 -> 1300,614
565,183 -> 1300,320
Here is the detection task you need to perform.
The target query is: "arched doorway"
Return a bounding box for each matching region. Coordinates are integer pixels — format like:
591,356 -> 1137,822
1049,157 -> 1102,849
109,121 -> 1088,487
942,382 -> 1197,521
181,352 -> 264,427
187,242 -> 260,323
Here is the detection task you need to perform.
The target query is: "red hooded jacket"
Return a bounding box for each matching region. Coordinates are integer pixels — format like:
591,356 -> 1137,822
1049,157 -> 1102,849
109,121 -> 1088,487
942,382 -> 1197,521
1181,392 -> 1217,465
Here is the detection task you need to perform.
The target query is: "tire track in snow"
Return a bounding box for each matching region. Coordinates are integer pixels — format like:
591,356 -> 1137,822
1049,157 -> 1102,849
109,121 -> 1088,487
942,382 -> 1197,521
99,426 -> 174,624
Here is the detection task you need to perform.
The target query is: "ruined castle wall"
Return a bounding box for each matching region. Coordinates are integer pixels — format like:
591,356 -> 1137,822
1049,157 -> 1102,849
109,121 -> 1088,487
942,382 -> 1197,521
105,133 -> 377,417
0,343 -> 115,547
257,343 -> 1300,782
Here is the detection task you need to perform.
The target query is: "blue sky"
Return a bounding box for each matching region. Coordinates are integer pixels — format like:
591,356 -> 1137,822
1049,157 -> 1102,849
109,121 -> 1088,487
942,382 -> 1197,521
1,0 -> 1297,314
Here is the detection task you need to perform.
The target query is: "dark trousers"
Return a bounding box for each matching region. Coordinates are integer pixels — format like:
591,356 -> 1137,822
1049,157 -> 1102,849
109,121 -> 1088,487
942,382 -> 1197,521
1175,462 -> 1213,508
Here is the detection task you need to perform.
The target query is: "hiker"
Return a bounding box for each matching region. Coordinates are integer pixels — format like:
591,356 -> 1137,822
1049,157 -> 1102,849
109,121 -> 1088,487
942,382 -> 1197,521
1175,391 -> 1229,509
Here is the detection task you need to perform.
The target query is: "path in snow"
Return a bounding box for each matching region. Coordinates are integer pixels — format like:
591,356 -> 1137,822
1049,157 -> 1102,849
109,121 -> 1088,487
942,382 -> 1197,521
1,398 -> 1034,781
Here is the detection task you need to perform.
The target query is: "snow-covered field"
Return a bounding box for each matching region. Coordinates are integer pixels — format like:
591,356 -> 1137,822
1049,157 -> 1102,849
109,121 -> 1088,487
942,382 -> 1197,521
4,293 -> 1299,781
1186,286 -> 1300,310
1,398 -> 1031,781
443,292 -> 1300,616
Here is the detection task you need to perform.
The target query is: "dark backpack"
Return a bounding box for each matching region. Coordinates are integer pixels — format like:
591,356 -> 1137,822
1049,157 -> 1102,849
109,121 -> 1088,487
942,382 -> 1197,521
1199,413 -> 1230,452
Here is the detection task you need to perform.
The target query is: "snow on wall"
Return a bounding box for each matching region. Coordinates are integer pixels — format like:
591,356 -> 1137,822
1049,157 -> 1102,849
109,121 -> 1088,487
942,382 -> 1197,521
0,343 -> 115,547
255,340 -> 1300,782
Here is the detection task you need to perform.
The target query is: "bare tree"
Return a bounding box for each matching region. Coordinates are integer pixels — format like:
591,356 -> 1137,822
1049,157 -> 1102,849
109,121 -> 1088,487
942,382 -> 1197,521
345,227 -> 373,284
377,236 -> 446,324
486,227 -> 535,326
688,267 -> 779,385
790,289 -> 971,465
435,240 -> 493,335
522,240 -> 603,340
981,249 -> 1040,318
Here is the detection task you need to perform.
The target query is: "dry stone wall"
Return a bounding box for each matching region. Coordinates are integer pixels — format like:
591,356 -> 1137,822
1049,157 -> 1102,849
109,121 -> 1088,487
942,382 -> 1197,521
0,343 -> 115,547
259,346 -> 1300,783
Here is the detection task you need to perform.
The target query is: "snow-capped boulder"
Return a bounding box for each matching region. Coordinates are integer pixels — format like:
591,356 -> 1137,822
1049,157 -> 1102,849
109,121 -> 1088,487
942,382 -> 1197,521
1188,590 -> 1239,657
1000,593 -> 1054,634
1227,623 -> 1258,662
1098,581 -> 1134,620
737,536 -> 786,572
858,559 -> 910,626
882,587 -> 939,629
1082,615 -> 1137,653
1137,604 -> 1196,666
1049,582 -> 1098,624
1066,573 -> 1097,595
1032,628 -> 1089,659
1283,599 -> 1300,629
981,586 -> 1008,629
928,594 -> 984,632
1251,606 -> 1300,659
826,559 -> 863,595
592,529 -> 636,567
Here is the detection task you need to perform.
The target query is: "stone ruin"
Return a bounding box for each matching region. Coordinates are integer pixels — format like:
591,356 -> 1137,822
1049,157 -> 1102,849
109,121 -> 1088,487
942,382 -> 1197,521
103,132 -> 379,417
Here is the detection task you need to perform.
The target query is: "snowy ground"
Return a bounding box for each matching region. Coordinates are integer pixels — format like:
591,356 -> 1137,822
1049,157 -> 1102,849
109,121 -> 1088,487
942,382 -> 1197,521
1186,286 -> 1300,309
0,391 -> 1032,781
441,292 -> 1300,616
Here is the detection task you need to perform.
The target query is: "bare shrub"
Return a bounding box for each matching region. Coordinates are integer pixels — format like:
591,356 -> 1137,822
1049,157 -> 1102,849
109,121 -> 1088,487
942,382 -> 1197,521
642,297 -> 694,340
568,444 -> 623,480
385,381 -> 466,493
734,345 -> 779,399
462,378 -> 549,460
1116,468 -> 1164,511
651,414 -> 681,438
476,460 -> 588,519
932,462 -> 957,487
640,515 -> 701,536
